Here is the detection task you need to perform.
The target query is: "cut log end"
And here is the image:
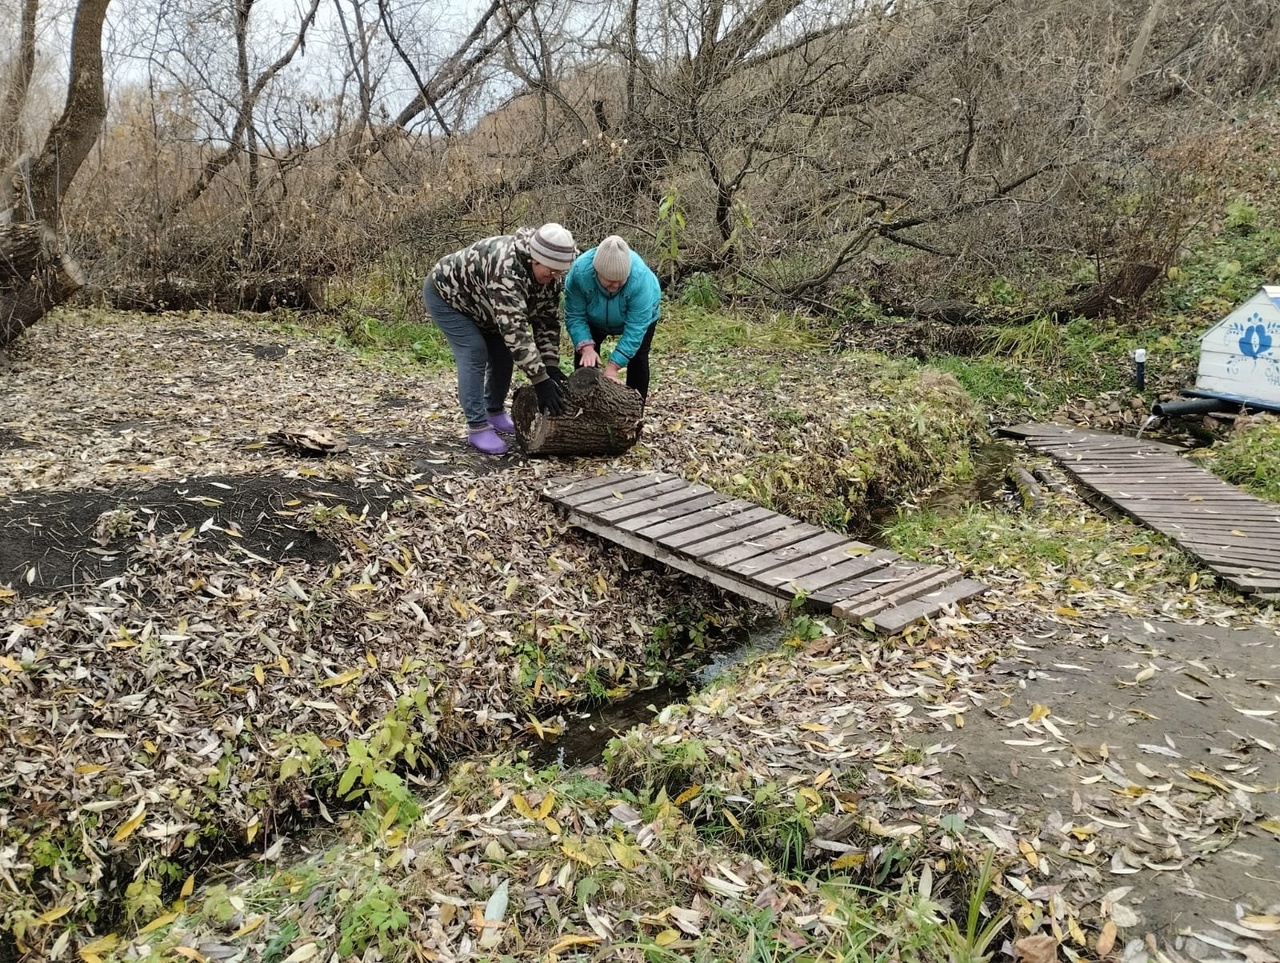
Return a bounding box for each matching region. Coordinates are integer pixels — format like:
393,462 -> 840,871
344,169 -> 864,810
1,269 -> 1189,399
513,367 -> 645,457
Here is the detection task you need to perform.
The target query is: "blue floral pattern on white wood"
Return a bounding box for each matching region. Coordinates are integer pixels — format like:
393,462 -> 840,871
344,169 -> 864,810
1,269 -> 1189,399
1225,312 -> 1280,385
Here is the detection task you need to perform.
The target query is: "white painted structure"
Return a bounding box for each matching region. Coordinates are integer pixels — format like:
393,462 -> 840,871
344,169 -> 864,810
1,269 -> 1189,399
1191,285 -> 1280,412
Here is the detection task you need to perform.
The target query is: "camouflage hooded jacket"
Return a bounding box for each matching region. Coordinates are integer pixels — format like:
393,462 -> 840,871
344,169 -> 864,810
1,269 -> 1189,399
428,227 -> 564,383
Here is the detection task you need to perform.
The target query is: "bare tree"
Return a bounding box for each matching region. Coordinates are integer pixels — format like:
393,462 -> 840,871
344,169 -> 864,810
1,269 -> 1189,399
0,0 -> 38,175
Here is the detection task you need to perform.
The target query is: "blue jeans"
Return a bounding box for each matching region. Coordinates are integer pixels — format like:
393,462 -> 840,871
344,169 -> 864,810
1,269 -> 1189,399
423,279 -> 514,428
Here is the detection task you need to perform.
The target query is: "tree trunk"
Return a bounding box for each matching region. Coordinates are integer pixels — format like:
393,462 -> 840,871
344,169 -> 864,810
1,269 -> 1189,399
102,276 -> 327,313
1051,261 -> 1161,321
0,222 -> 86,346
513,367 -> 645,457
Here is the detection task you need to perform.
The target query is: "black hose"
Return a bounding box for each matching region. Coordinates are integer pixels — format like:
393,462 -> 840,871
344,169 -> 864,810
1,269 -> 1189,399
1150,397 -> 1236,417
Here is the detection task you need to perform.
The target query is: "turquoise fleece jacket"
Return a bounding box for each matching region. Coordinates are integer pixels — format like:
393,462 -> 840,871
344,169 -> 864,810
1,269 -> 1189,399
563,248 -> 662,367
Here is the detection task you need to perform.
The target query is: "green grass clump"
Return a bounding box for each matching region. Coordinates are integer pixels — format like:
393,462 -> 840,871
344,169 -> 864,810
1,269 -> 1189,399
881,501 -> 1202,593
1190,415 -> 1280,502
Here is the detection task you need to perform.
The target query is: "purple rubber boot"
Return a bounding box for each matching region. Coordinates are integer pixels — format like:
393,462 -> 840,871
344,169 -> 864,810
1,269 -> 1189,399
467,427 -> 508,455
488,411 -> 516,434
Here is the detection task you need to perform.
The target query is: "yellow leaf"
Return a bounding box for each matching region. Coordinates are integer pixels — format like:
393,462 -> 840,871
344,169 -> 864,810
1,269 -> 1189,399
181,874 -> 195,898
1126,545 -> 1149,555
796,786 -> 823,811
512,793 -> 535,820
536,791 -> 556,820
1018,839 -> 1041,870
1230,529 -> 1247,537
0,655 -> 21,672
79,935 -> 120,960
655,929 -> 682,946
178,527 -> 196,542
449,596 -> 469,618
830,851 -> 866,870
319,668 -> 362,687
1188,572 -> 1198,589
75,764 -> 108,775
799,722 -> 831,732
1055,606 -> 1080,618
139,911 -> 178,934
673,785 -> 702,806
253,664 -> 265,685
549,935 -> 602,953
278,655 -> 290,675
724,809 -> 745,838
1028,704 -> 1050,723
233,915 -> 266,938
1255,818 -> 1280,837
1186,769 -> 1230,792
536,863 -> 554,887
544,816 -> 562,835
113,803 -> 147,842
365,652 -> 377,669
561,838 -> 597,865
34,906 -> 72,926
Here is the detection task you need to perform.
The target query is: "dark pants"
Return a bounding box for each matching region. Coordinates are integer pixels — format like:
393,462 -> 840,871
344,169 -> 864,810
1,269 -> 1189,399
576,322 -> 657,400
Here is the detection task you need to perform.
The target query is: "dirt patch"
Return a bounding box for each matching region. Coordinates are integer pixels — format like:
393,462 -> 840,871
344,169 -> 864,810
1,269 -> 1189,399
1,475 -> 372,594
945,613 -> 1280,948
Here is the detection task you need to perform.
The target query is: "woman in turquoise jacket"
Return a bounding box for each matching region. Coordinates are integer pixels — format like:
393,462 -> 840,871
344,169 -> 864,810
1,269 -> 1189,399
563,235 -> 662,400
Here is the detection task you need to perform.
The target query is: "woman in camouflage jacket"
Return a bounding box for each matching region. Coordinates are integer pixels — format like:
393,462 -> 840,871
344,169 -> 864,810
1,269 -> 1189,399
423,223 -> 577,455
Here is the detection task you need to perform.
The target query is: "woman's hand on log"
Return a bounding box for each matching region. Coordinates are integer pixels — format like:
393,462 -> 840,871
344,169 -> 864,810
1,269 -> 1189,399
604,361 -> 623,383
578,344 -> 600,368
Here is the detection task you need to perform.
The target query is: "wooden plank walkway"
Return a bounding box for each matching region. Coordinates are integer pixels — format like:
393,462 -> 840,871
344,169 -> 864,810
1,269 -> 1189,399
999,423 -> 1280,597
544,472 -> 987,633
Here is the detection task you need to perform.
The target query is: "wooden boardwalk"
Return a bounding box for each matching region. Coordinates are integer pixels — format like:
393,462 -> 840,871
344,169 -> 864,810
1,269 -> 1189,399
544,472 -> 987,633
1000,423 -> 1280,597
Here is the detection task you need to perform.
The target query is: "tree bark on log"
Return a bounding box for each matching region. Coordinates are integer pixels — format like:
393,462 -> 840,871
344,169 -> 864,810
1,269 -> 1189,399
103,276 -> 327,313
513,367 -> 645,456
1048,261 -> 1161,321
0,222 -> 86,347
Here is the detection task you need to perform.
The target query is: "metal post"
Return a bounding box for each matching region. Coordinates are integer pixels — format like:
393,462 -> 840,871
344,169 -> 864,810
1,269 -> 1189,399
1134,348 -> 1147,392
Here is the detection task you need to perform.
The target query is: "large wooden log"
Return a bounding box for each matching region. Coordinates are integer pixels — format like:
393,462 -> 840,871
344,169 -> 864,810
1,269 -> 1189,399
513,366 -> 645,457
0,222 -> 86,347
102,276 -> 327,313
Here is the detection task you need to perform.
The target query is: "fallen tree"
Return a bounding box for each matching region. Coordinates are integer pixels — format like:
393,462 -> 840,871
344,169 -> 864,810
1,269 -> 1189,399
513,366 -> 644,457
0,222 -> 86,348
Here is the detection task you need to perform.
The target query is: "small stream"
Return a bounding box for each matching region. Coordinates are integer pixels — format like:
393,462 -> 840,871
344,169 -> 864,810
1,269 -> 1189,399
527,626 -> 785,767
527,446 -> 1026,767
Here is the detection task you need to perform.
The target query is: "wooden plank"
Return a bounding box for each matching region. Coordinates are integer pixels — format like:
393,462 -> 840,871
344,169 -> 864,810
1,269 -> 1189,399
615,490 -> 732,535
676,511 -> 793,557
755,542 -> 885,589
786,550 -> 900,594
587,481 -> 711,523
565,510 -> 791,611
660,505 -> 779,551
699,522 -> 826,569
872,579 -> 990,634
830,564 -> 952,617
571,476 -> 689,515
728,531 -> 850,578
551,472 -> 669,507
835,566 -> 958,619
629,497 -> 756,542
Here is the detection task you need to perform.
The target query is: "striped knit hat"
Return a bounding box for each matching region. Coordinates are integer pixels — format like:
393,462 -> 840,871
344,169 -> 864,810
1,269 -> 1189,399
529,223 -> 576,272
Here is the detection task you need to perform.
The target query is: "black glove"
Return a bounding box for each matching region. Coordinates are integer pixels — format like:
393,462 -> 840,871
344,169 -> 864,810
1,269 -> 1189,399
534,378 -> 566,416
545,365 -> 568,384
